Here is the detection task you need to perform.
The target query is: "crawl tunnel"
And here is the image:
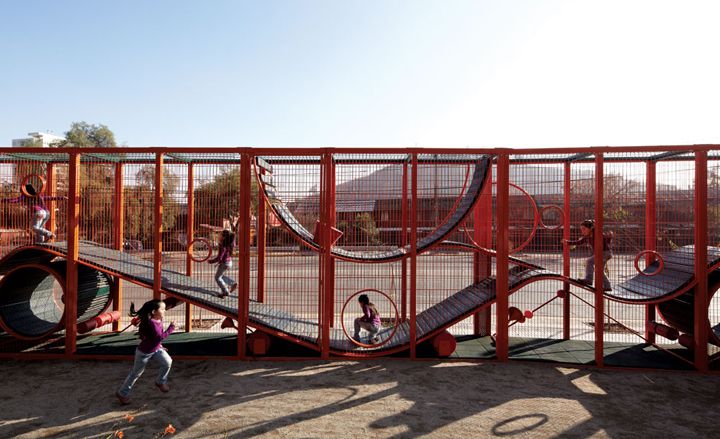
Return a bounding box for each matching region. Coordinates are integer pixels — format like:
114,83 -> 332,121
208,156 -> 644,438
0,262 -> 113,340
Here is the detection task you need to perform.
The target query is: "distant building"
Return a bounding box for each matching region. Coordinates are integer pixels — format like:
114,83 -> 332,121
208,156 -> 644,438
11,132 -> 64,147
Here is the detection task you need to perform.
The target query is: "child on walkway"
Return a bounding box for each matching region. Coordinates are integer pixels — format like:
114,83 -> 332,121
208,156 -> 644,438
116,299 -> 175,405
354,294 -> 381,344
208,229 -> 237,298
1,182 -> 66,243
562,219 -> 613,291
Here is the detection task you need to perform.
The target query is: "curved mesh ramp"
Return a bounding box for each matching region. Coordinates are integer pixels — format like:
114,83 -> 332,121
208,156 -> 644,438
607,246 -> 720,303
653,247 -> 720,339
0,262 -> 112,340
257,155 -> 492,262
35,241 -> 322,341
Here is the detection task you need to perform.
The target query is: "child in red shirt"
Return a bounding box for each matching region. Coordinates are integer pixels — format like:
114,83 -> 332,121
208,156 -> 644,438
563,219 -> 613,291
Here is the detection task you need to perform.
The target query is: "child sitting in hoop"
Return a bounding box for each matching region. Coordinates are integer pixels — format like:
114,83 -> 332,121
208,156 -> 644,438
208,229 -> 237,298
562,219 -> 613,291
354,294 -> 381,344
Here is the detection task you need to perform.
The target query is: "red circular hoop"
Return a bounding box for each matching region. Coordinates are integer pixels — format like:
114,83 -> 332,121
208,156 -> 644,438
492,182 -> 540,254
539,205 -> 564,230
340,288 -> 400,349
20,174 -> 46,197
188,237 -> 212,262
634,250 -> 664,276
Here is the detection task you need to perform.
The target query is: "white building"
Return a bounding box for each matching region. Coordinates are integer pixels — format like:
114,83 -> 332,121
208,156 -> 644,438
11,131 -> 65,147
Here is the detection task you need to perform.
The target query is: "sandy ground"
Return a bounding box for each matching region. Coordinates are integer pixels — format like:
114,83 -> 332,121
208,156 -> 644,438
1,359 -> 719,438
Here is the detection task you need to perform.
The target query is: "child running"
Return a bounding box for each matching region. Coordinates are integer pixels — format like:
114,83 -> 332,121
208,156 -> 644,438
353,294 -> 381,344
562,219 -> 613,291
116,299 -> 175,405
208,229 -> 237,298
1,182 -> 67,243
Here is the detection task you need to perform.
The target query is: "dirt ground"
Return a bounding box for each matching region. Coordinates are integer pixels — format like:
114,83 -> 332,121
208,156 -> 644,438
1,358 -> 719,438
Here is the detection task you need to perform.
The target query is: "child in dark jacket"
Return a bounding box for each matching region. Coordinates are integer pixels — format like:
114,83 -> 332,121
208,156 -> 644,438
116,299 -> 175,405
208,229 -> 237,298
563,219 -> 613,291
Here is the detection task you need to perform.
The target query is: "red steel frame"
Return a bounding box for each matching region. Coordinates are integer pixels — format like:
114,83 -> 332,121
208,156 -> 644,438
0,145 -> 719,372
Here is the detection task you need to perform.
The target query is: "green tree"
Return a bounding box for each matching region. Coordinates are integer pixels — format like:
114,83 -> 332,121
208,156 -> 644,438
194,167 -> 258,234
54,122 -> 117,148
123,165 -> 181,244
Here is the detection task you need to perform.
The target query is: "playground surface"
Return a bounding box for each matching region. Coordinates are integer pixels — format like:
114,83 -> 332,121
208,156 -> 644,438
1,359 -> 718,438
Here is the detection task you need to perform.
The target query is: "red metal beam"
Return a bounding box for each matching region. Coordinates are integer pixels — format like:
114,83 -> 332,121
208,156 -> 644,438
645,161 -> 657,342
153,153 -> 164,300
410,154 -> 418,359
65,152 -> 80,356
694,150 -> 709,371
185,163 -> 194,331
257,168 -> 266,303
238,153 -> 252,359
496,154 -> 510,361
112,163 -> 124,332
594,154 -> 604,367
563,162 -> 571,340
401,161 -> 408,322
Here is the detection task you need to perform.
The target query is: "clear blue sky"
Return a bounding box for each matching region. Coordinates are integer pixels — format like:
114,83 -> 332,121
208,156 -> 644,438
1,0 -> 719,148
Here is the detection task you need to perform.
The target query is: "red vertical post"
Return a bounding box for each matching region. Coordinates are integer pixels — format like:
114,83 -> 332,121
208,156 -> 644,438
401,161 -> 408,322
496,153 -> 510,361
645,161 -> 657,342
185,163 -> 194,332
65,152 -> 80,356
694,150 -> 709,371
238,153 -> 252,359
473,163 -> 492,335
594,154 -> 604,367
112,162 -> 124,331
563,162 -> 571,339
328,158 -> 336,329
319,152 -> 332,359
47,162 -> 56,237
257,168 -> 267,303
153,153 -> 164,300
409,154 -> 418,359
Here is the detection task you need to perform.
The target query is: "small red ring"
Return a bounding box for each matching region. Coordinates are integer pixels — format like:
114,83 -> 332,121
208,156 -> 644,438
188,238 -> 212,262
20,174 -> 46,197
539,205 -> 564,230
340,289 -> 399,349
634,250 -> 664,276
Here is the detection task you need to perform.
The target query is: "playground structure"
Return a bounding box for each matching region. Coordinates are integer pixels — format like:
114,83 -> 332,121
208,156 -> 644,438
0,146 -> 719,372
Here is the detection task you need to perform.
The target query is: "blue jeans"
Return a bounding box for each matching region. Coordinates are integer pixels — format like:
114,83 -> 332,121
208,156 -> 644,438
117,348 -> 172,397
584,250 -> 612,289
32,209 -> 53,243
215,261 -> 237,295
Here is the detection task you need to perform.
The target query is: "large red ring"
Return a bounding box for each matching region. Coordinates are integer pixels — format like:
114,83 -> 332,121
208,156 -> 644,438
340,289 -> 399,349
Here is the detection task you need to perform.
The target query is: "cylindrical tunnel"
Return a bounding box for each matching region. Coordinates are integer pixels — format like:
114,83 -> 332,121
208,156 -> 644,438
657,276 -> 720,347
0,262 -> 113,340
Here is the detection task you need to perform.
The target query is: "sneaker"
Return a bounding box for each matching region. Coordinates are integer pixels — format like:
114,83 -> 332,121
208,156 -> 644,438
155,382 -> 170,393
116,391 -> 131,405
230,283 -> 237,294
371,336 -> 380,344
